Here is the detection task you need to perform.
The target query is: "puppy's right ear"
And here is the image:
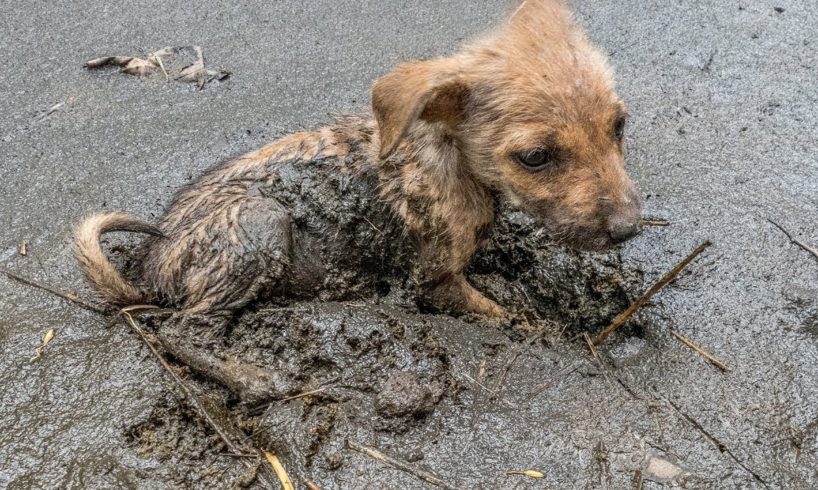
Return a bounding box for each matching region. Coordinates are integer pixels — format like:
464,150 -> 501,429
371,59 -> 467,159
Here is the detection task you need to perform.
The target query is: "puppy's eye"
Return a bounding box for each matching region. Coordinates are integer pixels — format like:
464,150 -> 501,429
614,116 -> 627,141
513,149 -> 554,171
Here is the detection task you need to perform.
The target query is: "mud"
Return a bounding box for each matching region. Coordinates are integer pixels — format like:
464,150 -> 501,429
2,0 -> 818,488
125,205 -> 644,488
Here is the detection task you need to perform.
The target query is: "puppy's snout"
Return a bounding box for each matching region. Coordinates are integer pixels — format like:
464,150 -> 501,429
607,217 -> 641,244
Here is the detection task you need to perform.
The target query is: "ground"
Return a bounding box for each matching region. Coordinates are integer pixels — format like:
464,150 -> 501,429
1,0 -> 817,489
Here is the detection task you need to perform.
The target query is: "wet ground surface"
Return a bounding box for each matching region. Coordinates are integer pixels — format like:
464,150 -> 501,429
1,0 -> 817,488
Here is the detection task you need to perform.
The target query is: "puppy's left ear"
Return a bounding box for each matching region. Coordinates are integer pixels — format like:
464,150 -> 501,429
371,58 -> 468,159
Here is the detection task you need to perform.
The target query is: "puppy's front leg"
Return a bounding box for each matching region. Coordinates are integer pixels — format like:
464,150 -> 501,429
428,274 -> 505,317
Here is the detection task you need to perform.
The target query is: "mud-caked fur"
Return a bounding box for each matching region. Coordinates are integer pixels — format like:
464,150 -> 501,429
75,0 -> 642,322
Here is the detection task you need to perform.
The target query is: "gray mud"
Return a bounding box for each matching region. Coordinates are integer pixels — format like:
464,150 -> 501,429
2,0 -> 818,489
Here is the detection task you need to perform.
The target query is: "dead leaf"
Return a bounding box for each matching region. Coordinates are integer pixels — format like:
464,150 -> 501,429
85,46 -> 229,89
30,328 -> 56,362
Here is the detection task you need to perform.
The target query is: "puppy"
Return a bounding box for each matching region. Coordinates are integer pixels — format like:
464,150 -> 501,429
75,0 -> 641,399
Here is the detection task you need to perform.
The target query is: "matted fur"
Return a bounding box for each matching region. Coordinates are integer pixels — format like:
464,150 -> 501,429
74,0 -> 641,318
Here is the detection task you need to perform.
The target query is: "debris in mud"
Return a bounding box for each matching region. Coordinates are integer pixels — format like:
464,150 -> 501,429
641,218 -> 670,227
592,240 -> 713,345
671,330 -> 728,371
263,451 -> 295,490
85,46 -> 230,89
29,328 -> 55,362
638,451 -> 689,485
506,469 -> 545,479
347,440 -> 459,490
769,219 -> 818,264
374,371 -> 443,418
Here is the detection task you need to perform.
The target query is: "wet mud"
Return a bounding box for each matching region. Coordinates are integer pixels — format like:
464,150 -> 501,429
126,205 -> 645,488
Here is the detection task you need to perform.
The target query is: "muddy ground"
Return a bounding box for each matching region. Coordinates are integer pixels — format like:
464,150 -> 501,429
1,0 -> 817,488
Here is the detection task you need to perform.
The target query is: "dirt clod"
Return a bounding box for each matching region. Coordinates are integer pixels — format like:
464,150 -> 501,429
374,371 -> 441,418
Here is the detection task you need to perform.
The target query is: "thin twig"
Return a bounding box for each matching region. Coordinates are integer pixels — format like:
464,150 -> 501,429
459,372 -> 514,408
277,385 -> 333,403
362,216 -> 385,236
583,333 -> 600,362
1,268 -> 107,314
593,241 -> 713,345
305,480 -> 323,490
642,219 -> 670,227
671,331 -> 728,371
347,440 -> 461,490
769,219 -> 818,263
489,349 -> 522,402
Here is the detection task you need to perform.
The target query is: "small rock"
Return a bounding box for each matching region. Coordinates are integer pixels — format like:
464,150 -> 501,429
374,372 -> 438,418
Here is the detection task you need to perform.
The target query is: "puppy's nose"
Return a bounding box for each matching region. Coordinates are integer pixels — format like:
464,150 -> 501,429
607,218 -> 641,244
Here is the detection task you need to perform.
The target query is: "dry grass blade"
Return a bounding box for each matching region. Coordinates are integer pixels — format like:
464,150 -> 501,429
507,469 -> 545,479
263,452 -> 295,490
672,331 -> 728,371
583,333 -> 599,361
592,240 -> 713,345
347,440 -> 461,490
1,268 -> 107,314
768,219 -> 818,263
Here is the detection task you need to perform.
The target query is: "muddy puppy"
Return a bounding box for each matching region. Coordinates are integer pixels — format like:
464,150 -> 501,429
75,0 -> 641,401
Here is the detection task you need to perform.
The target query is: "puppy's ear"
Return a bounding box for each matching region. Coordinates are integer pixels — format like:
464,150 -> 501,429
371,59 -> 467,159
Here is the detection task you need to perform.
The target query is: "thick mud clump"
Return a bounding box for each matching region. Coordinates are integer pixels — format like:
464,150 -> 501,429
126,207 -> 644,487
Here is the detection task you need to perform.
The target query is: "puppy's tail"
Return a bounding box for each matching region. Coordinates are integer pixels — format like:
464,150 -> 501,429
73,212 -> 163,306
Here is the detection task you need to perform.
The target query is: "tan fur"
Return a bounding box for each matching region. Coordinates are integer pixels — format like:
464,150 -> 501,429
74,0 -> 641,318
73,212 -> 162,306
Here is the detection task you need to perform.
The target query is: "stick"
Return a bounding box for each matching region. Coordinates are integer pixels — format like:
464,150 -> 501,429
671,331 -> 728,371
769,219 -> 818,263
592,241 -> 713,345
1,268 -> 107,314
347,440 -> 461,490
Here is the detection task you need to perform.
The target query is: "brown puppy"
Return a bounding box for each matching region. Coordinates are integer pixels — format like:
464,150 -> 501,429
75,0 -> 641,399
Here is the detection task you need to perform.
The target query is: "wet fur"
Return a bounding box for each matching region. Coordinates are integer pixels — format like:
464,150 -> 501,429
75,0 -> 641,320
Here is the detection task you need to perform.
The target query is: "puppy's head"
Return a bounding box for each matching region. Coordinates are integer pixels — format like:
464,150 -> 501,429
372,0 -> 642,250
